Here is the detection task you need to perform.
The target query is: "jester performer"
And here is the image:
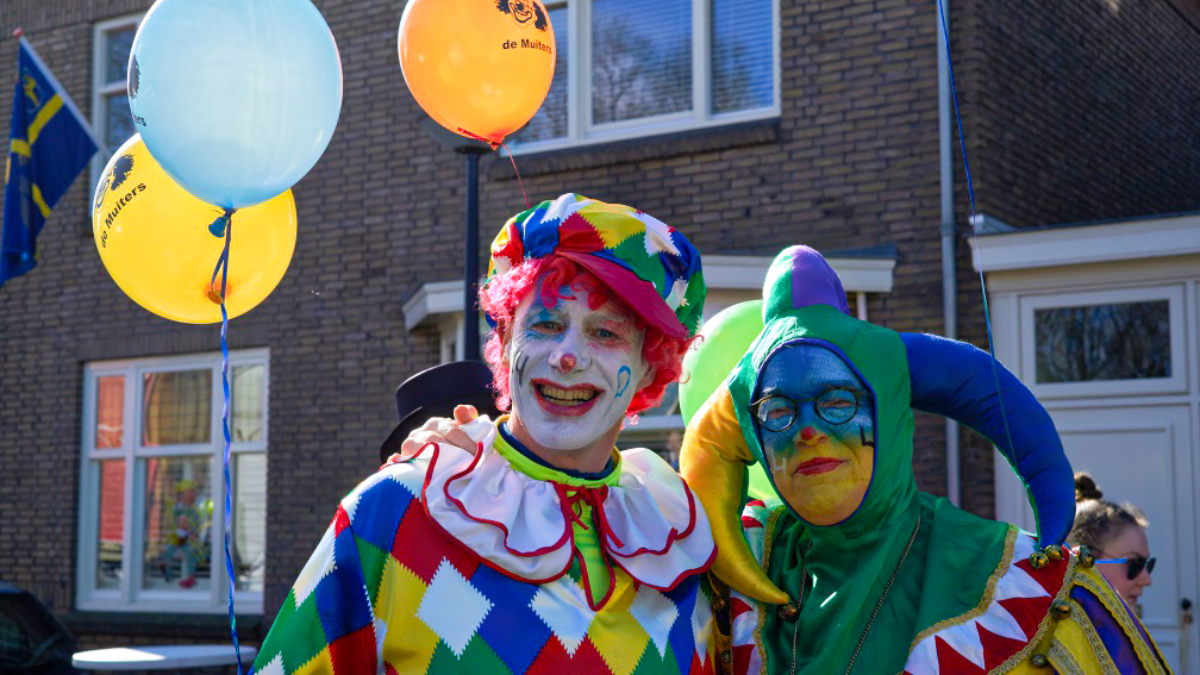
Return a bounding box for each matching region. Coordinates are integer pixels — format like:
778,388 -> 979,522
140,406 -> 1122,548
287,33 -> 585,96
253,194 -> 717,674
682,246 -> 1171,674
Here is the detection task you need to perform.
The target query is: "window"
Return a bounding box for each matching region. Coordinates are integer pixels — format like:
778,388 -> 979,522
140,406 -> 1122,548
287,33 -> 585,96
1019,286 -> 1186,398
91,14 -> 142,189
1034,300 -> 1171,383
511,0 -> 779,151
77,351 -> 267,614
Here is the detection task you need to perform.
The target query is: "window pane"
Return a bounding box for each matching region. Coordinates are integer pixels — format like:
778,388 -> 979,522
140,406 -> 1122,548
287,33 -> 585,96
142,456 -> 212,591
96,460 -> 125,590
592,0 -> 692,124
104,93 -> 135,155
1035,300 -> 1171,383
233,454 -> 267,592
711,0 -> 773,113
232,365 -> 266,443
512,5 -> 568,143
104,28 -> 137,84
142,370 -> 212,446
95,376 -> 124,449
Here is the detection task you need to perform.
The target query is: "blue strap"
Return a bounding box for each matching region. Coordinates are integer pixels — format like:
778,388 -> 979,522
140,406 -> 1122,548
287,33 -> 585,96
901,332 -> 1074,547
210,212 -> 244,675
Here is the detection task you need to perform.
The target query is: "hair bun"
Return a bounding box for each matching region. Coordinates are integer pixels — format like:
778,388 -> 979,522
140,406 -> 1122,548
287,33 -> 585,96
1075,472 -> 1103,502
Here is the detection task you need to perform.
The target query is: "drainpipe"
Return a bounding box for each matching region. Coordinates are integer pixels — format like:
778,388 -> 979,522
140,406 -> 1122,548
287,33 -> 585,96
937,0 -> 961,506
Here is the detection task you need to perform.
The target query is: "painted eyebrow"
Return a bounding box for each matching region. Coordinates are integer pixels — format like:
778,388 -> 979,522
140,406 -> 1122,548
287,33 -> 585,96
523,307 -> 564,325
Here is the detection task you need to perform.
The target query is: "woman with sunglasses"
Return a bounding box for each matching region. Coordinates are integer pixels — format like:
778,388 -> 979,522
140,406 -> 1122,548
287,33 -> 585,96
1070,471 -> 1155,609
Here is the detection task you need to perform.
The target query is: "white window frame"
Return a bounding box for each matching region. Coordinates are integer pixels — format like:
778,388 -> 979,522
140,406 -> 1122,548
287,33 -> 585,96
1018,285 -> 1187,399
512,0 -> 781,154
76,349 -> 268,614
90,13 -> 143,191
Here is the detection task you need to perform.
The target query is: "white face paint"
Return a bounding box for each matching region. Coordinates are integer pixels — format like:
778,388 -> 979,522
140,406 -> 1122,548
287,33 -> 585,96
506,282 -> 651,453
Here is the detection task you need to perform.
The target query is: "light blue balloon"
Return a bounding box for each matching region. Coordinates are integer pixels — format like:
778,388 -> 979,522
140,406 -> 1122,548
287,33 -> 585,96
128,0 -> 342,209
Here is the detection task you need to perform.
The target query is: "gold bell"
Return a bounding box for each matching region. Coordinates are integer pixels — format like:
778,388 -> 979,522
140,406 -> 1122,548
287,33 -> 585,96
1029,552 -> 1049,570
1044,545 -> 1063,563
778,603 -> 800,622
1050,599 -> 1071,619
1077,545 -> 1096,568
1030,653 -> 1050,668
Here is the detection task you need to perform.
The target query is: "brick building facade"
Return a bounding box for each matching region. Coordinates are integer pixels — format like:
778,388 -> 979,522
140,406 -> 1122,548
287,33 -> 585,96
1,0 -> 1197,655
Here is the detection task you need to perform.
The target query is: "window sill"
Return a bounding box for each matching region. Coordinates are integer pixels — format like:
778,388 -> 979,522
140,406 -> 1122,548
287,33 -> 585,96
485,117 -> 781,181
62,611 -> 264,641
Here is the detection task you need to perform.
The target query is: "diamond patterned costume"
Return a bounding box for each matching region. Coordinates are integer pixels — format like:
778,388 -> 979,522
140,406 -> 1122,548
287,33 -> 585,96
253,417 -> 717,675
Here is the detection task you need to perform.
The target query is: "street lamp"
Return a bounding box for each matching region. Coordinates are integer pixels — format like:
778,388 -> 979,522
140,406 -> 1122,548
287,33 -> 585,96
419,116 -> 491,362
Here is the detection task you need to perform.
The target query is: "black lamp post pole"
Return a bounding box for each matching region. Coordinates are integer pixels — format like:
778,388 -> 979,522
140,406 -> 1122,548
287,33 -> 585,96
462,149 -> 483,362
420,114 -> 491,364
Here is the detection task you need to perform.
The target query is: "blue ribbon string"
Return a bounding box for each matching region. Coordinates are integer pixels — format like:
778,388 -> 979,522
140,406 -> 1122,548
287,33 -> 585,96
935,0 -> 1020,476
210,211 -> 245,675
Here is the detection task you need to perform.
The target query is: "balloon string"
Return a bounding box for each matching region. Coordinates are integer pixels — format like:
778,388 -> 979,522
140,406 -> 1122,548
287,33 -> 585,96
455,128 -> 531,210
209,215 -> 245,675
936,4 -> 1019,473
499,141 -> 530,210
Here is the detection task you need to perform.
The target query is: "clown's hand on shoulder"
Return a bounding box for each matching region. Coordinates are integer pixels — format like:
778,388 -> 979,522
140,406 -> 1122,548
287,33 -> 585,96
388,405 -> 484,464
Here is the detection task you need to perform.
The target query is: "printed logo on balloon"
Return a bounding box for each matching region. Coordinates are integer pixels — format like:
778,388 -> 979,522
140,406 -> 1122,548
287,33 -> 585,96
496,0 -> 549,31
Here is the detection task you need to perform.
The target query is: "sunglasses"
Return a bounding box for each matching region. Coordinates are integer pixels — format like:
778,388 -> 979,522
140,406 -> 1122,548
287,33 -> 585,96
1098,553 -> 1156,580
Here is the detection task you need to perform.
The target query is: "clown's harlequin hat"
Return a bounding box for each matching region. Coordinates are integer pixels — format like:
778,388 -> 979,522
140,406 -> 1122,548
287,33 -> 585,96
485,193 -> 706,338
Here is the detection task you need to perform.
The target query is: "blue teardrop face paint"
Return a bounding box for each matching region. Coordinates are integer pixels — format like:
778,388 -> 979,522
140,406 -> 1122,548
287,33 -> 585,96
754,343 -> 875,526
506,279 -> 650,452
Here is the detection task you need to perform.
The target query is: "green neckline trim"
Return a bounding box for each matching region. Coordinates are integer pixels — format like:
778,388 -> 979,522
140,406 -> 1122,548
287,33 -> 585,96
492,427 -> 621,488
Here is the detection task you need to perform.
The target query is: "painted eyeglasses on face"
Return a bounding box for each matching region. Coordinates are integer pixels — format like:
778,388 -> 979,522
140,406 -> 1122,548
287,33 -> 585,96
750,387 -> 864,432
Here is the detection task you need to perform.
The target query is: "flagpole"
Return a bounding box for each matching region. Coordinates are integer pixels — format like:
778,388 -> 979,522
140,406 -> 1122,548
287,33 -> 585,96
14,29 -> 107,153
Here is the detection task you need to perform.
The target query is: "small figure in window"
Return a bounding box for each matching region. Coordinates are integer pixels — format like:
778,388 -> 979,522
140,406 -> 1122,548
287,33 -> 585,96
160,479 -> 201,589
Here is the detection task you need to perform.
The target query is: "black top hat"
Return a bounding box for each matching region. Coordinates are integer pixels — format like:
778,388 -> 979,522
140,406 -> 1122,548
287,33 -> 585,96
379,360 -> 502,463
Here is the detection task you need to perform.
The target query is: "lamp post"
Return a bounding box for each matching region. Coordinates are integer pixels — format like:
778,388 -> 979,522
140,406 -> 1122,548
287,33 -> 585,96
420,116 -> 491,362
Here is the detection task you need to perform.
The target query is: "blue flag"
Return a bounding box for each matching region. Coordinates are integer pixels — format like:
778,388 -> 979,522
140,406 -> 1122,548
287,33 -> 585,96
2,38 -> 101,287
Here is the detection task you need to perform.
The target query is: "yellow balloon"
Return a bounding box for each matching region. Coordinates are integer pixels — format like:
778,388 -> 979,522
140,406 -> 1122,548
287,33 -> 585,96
399,0 -> 556,144
93,135 -> 297,324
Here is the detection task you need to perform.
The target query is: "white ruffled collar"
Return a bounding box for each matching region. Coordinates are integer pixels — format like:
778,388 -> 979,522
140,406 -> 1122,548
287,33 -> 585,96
411,417 -> 715,608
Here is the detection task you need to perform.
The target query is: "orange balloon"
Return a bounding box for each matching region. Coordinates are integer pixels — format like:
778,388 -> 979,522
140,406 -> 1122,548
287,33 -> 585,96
398,0 -> 556,145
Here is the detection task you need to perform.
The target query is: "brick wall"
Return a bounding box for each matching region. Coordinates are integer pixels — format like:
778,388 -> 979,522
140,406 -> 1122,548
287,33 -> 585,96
2,0 -> 1193,640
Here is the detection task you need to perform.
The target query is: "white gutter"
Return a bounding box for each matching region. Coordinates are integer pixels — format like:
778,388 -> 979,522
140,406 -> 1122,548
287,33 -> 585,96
937,0 -> 961,506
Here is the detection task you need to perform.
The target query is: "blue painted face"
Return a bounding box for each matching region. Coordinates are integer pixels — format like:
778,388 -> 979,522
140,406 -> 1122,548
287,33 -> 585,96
753,343 -> 876,526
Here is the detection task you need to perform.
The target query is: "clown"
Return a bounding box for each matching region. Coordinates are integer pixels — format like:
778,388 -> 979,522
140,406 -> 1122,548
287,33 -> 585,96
253,194 -> 716,674
682,246 -> 1170,674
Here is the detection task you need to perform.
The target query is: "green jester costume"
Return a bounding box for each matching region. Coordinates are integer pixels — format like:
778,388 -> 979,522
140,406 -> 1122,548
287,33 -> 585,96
681,246 -> 1170,675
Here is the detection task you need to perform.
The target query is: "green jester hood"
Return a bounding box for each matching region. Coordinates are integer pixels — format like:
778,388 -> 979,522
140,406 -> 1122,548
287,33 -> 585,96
680,246 -> 1075,674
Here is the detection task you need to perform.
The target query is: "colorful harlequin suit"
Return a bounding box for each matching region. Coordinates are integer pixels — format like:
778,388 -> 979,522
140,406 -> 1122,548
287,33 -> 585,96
252,418 -> 716,675
682,246 -> 1171,674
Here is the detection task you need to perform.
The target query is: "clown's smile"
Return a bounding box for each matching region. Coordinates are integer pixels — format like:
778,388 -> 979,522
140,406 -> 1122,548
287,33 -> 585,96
533,380 -> 602,415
